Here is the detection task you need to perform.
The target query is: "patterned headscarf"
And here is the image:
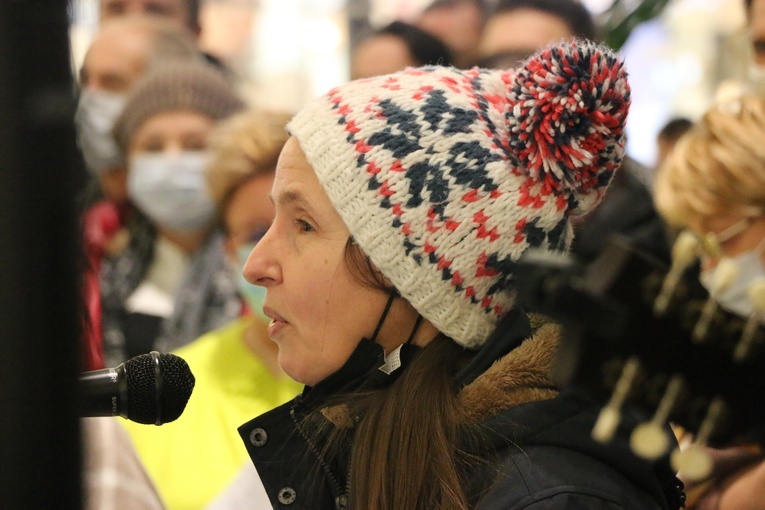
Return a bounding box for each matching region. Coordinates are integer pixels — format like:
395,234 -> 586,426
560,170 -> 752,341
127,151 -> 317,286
288,40 -> 631,348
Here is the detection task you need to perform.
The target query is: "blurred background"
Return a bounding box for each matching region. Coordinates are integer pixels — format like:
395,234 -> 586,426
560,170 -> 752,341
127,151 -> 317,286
69,0 -> 750,169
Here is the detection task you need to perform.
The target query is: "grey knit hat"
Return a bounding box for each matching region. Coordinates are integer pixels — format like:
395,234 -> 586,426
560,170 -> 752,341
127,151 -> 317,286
113,62 -> 245,151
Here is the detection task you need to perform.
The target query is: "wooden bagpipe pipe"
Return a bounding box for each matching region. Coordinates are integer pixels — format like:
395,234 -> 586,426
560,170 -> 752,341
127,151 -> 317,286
514,233 -> 765,482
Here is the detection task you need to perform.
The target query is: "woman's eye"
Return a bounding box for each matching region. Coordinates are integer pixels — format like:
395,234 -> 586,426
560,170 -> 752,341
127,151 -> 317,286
297,219 -> 314,232
138,139 -> 164,152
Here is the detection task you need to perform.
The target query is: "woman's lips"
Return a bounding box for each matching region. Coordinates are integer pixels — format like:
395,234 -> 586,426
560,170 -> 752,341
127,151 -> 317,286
267,320 -> 287,338
263,306 -> 288,338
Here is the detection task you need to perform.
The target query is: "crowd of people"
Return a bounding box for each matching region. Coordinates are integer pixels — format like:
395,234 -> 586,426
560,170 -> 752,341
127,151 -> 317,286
71,0 -> 765,509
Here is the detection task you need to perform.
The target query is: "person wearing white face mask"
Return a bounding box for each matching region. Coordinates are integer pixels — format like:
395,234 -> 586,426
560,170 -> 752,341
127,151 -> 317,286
76,15 -> 201,202
655,96 -> 765,322
76,15 -> 202,370
655,94 -> 765,510
100,61 -> 245,367
696,219 -> 765,319
122,109 -> 302,510
77,87 -> 127,180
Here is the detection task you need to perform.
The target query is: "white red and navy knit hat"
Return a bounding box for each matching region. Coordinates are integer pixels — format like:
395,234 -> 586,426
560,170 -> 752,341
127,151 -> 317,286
289,40 -> 630,349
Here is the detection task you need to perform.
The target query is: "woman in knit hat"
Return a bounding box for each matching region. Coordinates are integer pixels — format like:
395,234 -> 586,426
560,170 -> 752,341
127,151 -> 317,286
100,61 -> 245,366
239,41 -> 682,509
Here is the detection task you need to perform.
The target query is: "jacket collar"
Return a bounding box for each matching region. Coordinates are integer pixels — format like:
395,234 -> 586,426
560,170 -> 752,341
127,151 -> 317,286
457,313 -> 560,424
305,309 -> 561,428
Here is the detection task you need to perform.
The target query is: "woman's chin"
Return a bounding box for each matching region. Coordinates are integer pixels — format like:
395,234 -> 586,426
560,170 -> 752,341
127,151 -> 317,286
278,353 -> 320,387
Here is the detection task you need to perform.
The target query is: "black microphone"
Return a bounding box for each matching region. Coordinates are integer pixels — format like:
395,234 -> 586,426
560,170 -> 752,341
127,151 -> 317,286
79,351 -> 195,425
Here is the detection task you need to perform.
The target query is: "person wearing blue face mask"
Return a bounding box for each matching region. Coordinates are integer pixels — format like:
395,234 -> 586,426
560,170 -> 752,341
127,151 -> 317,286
121,108 -> 302,510
655,95 -> 765,510
101,61 -> 245,367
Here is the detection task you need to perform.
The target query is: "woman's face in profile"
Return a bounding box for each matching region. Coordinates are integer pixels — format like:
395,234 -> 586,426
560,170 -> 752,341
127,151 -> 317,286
242,137 -> 392,386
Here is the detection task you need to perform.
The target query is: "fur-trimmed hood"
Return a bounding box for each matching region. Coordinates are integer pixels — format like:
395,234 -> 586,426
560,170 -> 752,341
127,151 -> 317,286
458,316 -> 560,424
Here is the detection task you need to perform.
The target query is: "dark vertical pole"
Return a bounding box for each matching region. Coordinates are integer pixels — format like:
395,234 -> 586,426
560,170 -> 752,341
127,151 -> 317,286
0,0 -> 82,508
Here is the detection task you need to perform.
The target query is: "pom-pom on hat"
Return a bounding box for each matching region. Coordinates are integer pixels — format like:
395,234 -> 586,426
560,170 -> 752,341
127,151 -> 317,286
113,62 -> 245,152
288,40 -> 630,349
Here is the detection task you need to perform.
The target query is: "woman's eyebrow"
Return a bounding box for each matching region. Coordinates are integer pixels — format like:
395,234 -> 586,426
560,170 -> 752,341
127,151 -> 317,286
271,189 -> 312,211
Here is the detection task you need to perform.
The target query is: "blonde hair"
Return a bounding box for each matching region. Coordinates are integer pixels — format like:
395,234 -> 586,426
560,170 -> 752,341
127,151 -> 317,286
654,95 -> 765,228
205,109 -> 292,211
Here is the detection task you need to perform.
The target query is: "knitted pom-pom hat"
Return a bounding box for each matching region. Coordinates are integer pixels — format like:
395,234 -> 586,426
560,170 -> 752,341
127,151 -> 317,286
289,40 -> 630,349
113,62 -> 245,152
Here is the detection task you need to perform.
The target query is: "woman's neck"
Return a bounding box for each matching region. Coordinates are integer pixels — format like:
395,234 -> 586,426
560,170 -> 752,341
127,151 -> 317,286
158,226 -> 211,254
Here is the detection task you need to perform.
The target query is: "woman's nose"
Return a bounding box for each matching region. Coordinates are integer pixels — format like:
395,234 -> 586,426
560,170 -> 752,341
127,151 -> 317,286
164,143 -> 184,156
242,227 -> 281,287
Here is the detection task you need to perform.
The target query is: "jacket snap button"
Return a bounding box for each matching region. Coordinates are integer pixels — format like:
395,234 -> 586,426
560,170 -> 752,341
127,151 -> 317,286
249,428 -> 268,447
278,487 -> 297,505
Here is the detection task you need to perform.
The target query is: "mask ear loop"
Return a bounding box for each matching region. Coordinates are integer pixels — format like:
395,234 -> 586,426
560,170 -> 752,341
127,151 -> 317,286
370,290 -> 424,345
405,315 -> 423,345
369,292 -> 396,344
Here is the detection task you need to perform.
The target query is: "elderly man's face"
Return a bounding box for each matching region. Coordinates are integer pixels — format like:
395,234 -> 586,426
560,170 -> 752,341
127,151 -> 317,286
478,8 -> 573,67
99,0 -> 190,31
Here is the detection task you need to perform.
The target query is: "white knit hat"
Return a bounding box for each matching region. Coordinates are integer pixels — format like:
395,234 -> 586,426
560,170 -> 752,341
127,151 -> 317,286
289,40 -> 631,349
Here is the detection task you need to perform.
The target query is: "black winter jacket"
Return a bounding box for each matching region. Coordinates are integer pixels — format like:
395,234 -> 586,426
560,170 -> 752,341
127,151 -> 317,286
239,312 -> 683,509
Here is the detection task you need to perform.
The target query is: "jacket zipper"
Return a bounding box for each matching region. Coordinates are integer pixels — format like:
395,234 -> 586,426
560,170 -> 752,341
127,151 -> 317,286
290,407 -> 349,509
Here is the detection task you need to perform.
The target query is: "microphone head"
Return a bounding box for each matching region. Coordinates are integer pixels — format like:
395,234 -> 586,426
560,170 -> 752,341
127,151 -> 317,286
124,352 -> 195,425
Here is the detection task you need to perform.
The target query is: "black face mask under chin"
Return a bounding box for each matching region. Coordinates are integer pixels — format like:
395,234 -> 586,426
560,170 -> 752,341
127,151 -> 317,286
298,292 -> 423,411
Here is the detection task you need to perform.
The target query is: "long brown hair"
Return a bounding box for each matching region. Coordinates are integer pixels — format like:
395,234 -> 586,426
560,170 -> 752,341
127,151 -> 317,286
316,240 -> 478,509
348,336 -> 471,509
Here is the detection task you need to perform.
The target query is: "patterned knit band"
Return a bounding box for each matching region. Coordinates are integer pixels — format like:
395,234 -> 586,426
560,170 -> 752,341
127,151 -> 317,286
289,40 -> 630,348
